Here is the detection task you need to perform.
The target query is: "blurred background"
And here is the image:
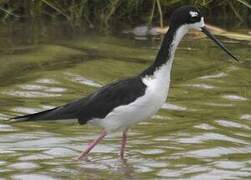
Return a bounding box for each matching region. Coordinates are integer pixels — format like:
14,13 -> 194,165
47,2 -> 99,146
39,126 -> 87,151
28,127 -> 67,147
0,0 -> 250,30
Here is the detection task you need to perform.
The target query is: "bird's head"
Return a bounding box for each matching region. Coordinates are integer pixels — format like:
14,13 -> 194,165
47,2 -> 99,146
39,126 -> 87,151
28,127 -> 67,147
169,6 -> 239,61
169,6 -> 204,31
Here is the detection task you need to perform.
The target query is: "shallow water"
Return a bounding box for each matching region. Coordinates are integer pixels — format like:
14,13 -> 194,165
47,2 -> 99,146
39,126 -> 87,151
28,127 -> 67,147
0,23 -> 251,179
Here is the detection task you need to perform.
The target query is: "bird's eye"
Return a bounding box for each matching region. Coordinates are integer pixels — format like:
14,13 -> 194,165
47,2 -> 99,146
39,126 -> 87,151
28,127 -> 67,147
189,11 -> 199,18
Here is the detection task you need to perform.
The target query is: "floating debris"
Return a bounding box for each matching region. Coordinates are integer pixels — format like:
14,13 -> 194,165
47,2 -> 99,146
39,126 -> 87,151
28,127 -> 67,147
122,25 -> 166,37
123,24 -> 251,41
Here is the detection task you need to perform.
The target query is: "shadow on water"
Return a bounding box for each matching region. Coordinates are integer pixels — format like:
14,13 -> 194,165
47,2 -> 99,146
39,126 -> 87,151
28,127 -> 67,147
0,21 -> 251,179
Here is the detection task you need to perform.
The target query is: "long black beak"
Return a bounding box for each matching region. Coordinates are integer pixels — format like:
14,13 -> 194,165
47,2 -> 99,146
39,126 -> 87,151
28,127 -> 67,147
201,26 -> 239,62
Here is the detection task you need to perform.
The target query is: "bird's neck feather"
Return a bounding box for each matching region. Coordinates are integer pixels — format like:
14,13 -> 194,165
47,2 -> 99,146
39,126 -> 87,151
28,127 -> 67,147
140,25 -> 188,78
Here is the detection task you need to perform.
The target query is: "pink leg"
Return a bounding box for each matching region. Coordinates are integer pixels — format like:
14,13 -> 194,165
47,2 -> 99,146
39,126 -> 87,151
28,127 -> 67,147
77,129 -> 107,160
120,129 -> 128,159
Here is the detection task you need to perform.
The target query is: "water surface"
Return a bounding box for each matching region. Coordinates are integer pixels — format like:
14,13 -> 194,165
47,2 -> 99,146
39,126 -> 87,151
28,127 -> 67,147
0,23 -> 251,179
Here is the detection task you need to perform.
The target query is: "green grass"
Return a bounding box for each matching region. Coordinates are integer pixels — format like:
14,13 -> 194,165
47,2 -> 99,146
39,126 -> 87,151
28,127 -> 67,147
0,0 -> 250,30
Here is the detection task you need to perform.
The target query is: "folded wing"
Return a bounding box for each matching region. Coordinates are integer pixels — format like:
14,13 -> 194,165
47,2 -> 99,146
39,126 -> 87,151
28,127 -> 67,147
11,77 -> 146,124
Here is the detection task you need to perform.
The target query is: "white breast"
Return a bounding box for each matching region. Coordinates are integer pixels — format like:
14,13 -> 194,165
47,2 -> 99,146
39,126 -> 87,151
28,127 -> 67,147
89,62 -> 172,132
88,25 -> 188,132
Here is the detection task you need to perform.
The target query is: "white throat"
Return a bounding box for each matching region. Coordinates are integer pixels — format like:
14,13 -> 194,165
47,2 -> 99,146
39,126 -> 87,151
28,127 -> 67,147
170,24 -> 189,57
140,25 -> 190,113
143,24 -> 189,86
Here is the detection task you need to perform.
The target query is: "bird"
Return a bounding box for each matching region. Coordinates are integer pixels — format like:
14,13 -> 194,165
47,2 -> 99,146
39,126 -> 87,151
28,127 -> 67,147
10,5 -> 239,160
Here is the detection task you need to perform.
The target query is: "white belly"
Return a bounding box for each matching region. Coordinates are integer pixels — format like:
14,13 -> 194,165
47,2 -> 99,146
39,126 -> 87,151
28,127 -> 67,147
89,91 -> 166,131
89,80 -> 170,132
89,61 -> 172,132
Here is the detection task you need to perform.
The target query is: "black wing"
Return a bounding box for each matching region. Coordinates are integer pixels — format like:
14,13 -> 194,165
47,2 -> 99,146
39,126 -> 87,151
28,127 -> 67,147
77,76 -> 146,124
11,76 -> 146,124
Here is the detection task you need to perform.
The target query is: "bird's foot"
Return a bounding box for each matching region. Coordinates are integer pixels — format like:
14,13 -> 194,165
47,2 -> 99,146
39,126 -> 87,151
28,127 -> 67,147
72,153 -> 88,161
72,156 -> 86,161
119,152 -> 126,160
78,154 -> 88,161
119,154 -> 128,164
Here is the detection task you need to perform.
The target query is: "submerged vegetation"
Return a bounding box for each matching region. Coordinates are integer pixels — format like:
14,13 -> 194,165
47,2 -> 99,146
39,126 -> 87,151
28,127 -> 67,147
0,0 -> 250,30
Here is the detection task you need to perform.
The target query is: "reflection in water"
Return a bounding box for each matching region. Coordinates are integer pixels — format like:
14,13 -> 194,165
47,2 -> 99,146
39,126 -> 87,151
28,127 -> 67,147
13,107 -> 46,114
35,79 -> 59,84
215,119 -> 250,129
177,132 -> 248,144
0,28 -> 250,179
203,102 -> 233,107
223,95 -> 248,101
199,72 -> 227,79
3,90 -> 62,98
3,82 -> 66,99
8,162 -> 39,170
194,123 -> 215,130
12,174 -> 56,180
241,114 -> 251,121
161,103 -> 187,111
186,83 -> 215,89
65,73 -> 102,87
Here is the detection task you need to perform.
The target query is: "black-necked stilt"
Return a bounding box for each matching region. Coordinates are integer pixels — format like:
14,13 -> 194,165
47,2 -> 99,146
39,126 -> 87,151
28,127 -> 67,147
11,6 -> 239,160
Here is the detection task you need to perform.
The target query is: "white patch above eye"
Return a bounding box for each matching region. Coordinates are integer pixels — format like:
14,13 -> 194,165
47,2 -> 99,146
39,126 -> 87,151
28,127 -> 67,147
189,11 -> 198,17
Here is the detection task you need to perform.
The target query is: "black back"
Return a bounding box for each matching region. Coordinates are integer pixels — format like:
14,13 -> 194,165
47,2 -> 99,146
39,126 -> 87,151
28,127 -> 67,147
12,76 -> 146,123
77,76 -> 146,124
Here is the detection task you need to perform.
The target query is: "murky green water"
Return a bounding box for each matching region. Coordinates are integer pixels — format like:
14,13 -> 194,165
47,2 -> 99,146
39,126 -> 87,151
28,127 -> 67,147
0,23 -> 251,179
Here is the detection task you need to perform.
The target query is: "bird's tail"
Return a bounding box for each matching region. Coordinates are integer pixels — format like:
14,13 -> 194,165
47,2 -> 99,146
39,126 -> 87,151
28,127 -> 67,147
10,105 -> 78,122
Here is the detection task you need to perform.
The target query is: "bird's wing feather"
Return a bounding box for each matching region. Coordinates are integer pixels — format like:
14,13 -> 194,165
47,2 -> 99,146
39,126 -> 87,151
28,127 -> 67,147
11,77 -> 146,124
77,77 -> 146,124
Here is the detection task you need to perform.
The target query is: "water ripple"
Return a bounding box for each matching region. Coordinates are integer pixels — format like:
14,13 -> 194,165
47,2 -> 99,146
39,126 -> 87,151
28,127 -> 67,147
199,72 -> 226,79
161,103 -> 187,111
240,114 -> 251,121
186,83 -> 215,89
8,162 -> 39,170
223,95 -> 248,101
177,132 -> 248,144
65,73 -> 102,87
3,90 -> 62,98
215,119 -> 250,129
12,174 -> 58,180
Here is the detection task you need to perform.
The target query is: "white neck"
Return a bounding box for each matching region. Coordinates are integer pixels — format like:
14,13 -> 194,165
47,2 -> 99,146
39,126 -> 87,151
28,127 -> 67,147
143,24 -> 189,86
169,24 -> 189,60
